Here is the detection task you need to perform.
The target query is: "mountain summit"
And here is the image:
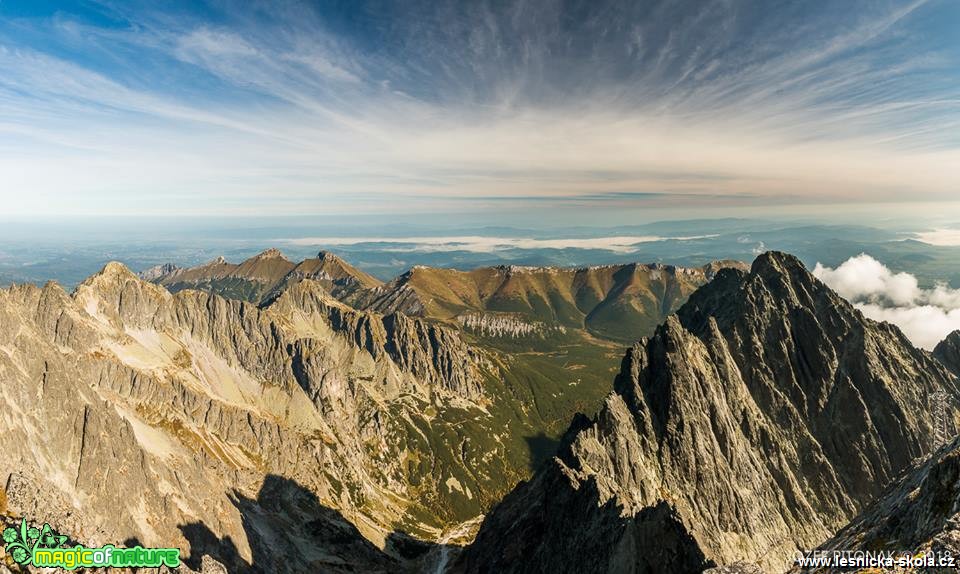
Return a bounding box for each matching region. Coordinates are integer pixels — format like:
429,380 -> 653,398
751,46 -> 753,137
458,251 -> 959,573
935,330 -> 960,377
147,249 -> 381,306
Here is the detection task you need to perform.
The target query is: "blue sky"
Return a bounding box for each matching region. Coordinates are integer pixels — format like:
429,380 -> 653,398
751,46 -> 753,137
1,0 -> 959,222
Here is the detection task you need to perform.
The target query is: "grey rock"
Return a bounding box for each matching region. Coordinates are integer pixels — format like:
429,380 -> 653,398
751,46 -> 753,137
139,263 -> 182,282
934,330 -> 960,377
795,434 -> 960,572
0,261 -> 497,573
458,252 -> 959,574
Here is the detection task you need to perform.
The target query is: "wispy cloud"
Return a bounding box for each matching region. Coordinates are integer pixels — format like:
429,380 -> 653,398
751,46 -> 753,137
0,0 -> 958,217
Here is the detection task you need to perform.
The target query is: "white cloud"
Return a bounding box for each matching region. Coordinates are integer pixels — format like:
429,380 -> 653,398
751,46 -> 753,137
854,304 -> 960,351
812,254 -> 920,306
813,254 -> 960,350
282,235 -> 716,253
914,229 -> 960,247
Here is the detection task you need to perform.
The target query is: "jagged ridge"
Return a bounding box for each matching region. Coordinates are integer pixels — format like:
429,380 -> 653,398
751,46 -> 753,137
0,261 -> 497,572
457,252 -> 960,574
146,249 -> 381,307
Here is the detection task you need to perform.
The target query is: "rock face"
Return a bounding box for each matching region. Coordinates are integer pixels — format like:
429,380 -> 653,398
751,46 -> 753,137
935,330 -> 960,377
272,280 -> 485,400
457,252 -> 959,574
139,262 -> 182,281
794,437 -> 960,574
0,262 -> 503,571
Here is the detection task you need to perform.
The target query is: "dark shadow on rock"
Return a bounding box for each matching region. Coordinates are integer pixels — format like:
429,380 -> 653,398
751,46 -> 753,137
121,537 -> 144,573
523,432 -> 561,472
178,522 -> 245,572
179,474 -> 448,573
384,530 -> 435,561
386,530 -> 464,574
457,470 -> 714,574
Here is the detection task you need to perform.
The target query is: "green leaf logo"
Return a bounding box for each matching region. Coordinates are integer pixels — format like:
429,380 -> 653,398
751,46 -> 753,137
2,518 -> 68,566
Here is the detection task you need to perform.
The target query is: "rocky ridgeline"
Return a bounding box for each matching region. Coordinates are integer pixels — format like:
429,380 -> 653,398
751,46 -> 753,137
935,330 -> 960,378
273,281 -> 484,399
456,252 -> 960,574
146,250 -> 382,308
360,281 -> 427,318
144,250 -> 750,346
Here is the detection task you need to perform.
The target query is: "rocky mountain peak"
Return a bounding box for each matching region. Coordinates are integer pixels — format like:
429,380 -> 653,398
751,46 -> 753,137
747,250 -> 822,304
934,330 -> 960,377
95,261 -> 139,280
252,248 -> 288,261
677,250 -> 854,340
750,249 -> 808,278
73,261 -> 172,329
138,262 -> 182,281
460,251 -> 959,574
79,262 -> 157,297
317,250 -> 342,262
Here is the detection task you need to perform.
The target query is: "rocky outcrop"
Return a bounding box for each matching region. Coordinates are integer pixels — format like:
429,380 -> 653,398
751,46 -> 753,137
139,262 -> 182,281
260,251 -> 383,308
457,252 -> 959,574
361,280 -> 427,317
271,280 -> 484,399
935,330 -> 960,377
797,436 -> 960,573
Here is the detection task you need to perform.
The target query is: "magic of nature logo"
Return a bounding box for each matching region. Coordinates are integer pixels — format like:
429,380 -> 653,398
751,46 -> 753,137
2,518 -> 180,570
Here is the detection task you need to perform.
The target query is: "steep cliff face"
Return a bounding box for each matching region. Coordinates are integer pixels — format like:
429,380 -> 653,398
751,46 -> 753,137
796,435 -> 960,573
935,330 -> 960,377
0,262 -> 498,571
269,280 -> 484,399
458,252 -> 959,574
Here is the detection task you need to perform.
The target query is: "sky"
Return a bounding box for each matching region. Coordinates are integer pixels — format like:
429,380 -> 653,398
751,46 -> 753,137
1,0 -> 959,223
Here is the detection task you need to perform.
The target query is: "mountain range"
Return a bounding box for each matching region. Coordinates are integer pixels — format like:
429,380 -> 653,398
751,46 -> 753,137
143,249 -> 740,344
2,250 -> 959,573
